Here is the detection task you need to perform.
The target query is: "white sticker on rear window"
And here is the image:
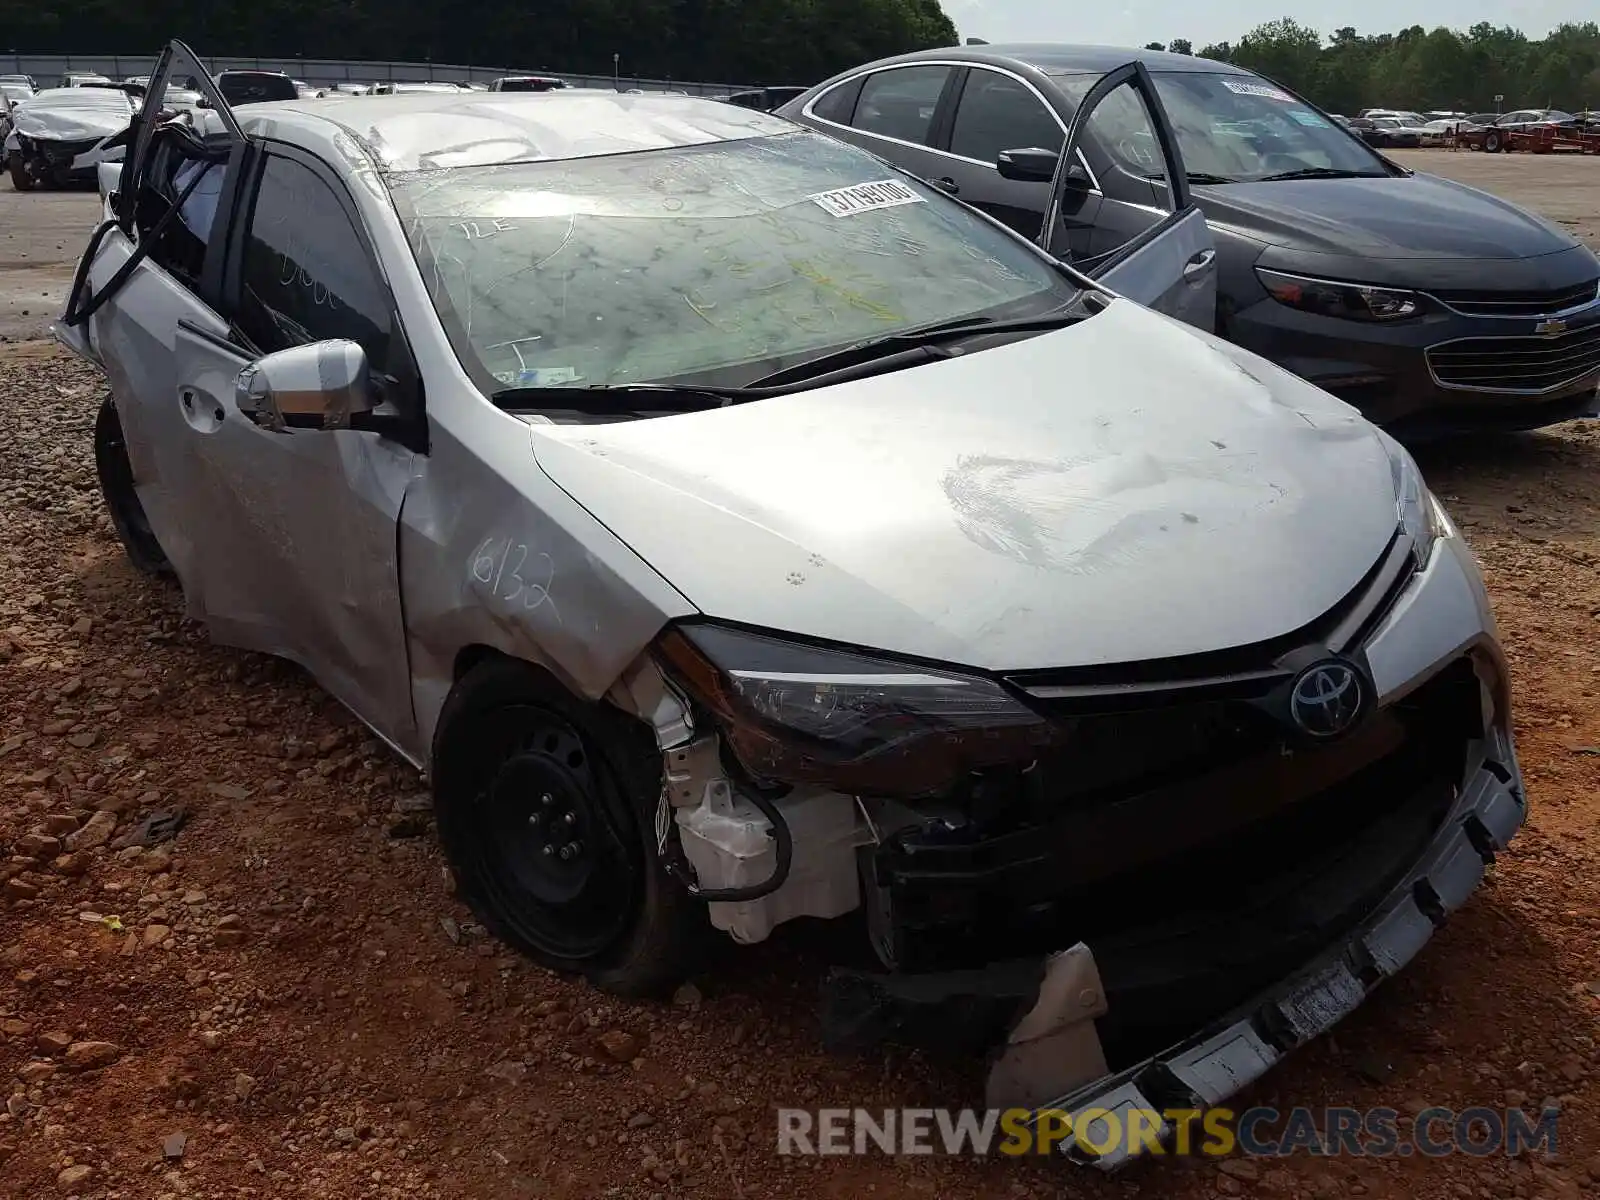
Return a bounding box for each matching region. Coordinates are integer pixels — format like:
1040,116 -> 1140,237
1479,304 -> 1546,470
1287,109 -> 1330,127
810,179 -> 924,218
1221,79 -> 1294,103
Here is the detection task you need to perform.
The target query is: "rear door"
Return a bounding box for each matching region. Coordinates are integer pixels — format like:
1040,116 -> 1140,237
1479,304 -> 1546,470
940,65 -> 1067,240
1041,62 -> 1216,330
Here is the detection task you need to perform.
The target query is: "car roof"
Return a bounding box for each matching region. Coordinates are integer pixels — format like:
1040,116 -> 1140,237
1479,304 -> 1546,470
228,90 -> 795,174
865,42 -> 1251,77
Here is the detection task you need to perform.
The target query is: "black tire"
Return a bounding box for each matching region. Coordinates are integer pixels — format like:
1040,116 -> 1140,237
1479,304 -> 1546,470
93,396 -> 172,576
431,656 -> 710,997
8,153 -> 33,191
1484,130 -> 1503,153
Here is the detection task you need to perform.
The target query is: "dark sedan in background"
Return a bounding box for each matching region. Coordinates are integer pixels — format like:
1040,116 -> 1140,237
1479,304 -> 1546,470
1346,116 -> 1422,148
780,45 -> 1600,437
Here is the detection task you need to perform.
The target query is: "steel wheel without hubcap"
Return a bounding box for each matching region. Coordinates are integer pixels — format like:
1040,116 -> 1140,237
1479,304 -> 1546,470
433,657 -> 709,996
462,707 -> 638,963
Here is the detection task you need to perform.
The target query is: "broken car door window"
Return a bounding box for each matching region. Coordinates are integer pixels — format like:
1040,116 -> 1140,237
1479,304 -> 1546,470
235,154 -> 391,374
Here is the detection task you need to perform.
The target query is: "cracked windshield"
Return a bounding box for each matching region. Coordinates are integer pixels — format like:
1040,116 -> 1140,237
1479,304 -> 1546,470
394,131 -> 1076,389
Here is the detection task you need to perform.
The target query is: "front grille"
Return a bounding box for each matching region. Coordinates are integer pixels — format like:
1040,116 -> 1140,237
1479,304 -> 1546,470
1427,323 -> 1600,394
869,658 -> 1485,976
1428,279 -> 1599,317
38,137 -> 99,163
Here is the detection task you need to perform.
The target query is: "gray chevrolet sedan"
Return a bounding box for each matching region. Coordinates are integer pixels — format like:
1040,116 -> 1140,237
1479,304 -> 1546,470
58,41 -> 1524,1163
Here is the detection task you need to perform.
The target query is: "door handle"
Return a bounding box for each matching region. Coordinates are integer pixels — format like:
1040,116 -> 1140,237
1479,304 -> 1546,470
1182,249 -> 1216,281
930,176 -> 960,195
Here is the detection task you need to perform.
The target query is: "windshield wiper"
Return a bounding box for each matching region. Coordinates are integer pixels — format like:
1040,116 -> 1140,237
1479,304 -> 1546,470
490,382 -> 751,414
1148,171 -> 1238,185
492,310 -> 1085,409
746,309 -> 1084,389
1255,166 -> 1386,182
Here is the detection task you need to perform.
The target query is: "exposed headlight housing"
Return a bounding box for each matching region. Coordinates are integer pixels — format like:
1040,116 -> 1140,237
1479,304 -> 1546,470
655,624 -> 1057,800
1383,434 -> 1453,567
1256,267 -> 1420,322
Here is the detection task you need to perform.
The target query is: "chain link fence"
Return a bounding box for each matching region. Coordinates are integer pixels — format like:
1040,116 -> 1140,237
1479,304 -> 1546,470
0,53 -> 758,96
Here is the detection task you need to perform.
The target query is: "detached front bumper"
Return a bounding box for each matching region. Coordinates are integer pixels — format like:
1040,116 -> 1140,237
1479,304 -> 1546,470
821,530 -> 1524,1165
11,133 -> 106,182
1034,531 -> 1525,1168
1039,731 -> 1521,1168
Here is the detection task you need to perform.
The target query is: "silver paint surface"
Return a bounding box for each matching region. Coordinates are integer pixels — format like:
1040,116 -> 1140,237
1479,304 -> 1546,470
531,298 -> 1396,670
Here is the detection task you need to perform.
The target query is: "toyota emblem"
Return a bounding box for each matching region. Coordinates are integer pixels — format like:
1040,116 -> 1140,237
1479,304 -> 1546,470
1288,661 -> 1364,738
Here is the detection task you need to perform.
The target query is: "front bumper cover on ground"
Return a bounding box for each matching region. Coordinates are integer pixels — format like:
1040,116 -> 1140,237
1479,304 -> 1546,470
1031,729 -> 1522,1169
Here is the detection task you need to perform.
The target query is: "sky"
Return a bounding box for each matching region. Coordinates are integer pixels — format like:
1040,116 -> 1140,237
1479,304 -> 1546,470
941,1 -> 1592,49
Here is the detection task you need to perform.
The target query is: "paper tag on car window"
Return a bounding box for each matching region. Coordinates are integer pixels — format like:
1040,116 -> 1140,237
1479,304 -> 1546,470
1286,109 -> 1330,127
1221,80 -> 1294,103
494,367 -> 581,386
810,179 -> 924,218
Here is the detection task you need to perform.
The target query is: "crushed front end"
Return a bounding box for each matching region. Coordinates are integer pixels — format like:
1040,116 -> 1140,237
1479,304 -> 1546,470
632,497 -> 1521,1167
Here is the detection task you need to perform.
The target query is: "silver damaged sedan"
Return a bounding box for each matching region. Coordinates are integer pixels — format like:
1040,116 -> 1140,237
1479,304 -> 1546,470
59,42 -> 1525,1163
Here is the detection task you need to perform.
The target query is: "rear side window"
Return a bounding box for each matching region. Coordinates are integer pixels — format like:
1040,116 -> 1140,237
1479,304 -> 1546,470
219,75 -> 297,105
852,66 -> 951,145
235,154 -> 391,373
949,70 -> 1064,165
811,76 -> 864,124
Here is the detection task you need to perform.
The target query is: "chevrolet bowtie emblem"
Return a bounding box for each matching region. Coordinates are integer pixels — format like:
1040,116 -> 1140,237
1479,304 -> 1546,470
1534,317 -> 1568,336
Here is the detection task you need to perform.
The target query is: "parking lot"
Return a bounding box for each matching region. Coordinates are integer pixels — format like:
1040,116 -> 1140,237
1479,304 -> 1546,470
2,149 -> 1600,1200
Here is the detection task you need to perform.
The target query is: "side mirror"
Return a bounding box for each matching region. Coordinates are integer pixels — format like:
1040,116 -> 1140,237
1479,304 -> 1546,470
996,146 -> 1059,182
235,340 -> 373,432
195,96 -> 211,109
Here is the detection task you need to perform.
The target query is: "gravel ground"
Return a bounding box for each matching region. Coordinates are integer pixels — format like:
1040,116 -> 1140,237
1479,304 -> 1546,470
0,186 -> 96,342
2,152 -> 1600,1200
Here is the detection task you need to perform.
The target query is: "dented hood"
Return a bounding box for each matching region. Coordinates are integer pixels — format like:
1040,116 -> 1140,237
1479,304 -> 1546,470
529,300 -> 1401,671
11,91 -> 132,141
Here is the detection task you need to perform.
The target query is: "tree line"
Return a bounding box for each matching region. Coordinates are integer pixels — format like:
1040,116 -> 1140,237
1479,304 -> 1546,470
0,0 -> 959,85
1145,20 -> 1600,115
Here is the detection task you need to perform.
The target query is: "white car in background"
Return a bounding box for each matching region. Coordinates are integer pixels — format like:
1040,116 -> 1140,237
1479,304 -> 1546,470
5,85 -> 134,189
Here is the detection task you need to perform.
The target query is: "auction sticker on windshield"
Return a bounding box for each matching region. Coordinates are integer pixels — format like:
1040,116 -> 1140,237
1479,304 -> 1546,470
1221,79 -> 1294,102
810,179 -> 925,218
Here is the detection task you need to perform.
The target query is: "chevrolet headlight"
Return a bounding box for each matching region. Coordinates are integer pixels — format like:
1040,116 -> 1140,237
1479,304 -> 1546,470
1256,268 -> 1419,322
655,624 -> 1058,799
1384,435 -> 1453,567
